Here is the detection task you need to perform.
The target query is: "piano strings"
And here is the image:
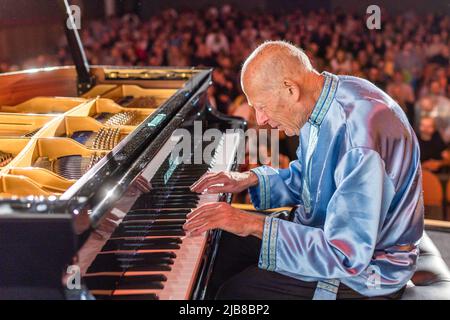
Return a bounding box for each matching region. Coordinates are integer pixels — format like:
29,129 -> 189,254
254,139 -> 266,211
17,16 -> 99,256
34,154 -> 103,180
0,150 -> 14,167
94,111 -> 141,126
70,127 -> 122,150
114,96 -> 157,108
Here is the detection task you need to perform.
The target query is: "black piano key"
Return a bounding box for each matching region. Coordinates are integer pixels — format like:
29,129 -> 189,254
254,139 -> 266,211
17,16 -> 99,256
134,200 -> 198,207
120,221 -> 185,227
123,213 -> 187,221
106,252 -> 177,260
151,177 -> 200,183
128,209 -> 191,214
113,224 -> 184,236
85,275 -> 166,291
87,252 -> 175,273
126,264 -> 171,272
133,203 -> 197,209
85,276 -> 118,290
145,189 -> 195,195
121,219 -> 185,225
133,199 -> 199,206
117,275 -> 166,290
89,264 -> 171,273
102,238 -> 182,251
150,182 -> 196,187
111,228 -> 186,237
137,195 -> 199,201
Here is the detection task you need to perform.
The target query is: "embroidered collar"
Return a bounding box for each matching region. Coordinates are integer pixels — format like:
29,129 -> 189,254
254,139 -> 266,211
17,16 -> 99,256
308,71 -> 338,127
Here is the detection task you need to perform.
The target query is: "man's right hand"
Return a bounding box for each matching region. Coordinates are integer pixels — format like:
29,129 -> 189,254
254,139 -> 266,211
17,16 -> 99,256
190,171 -> 259,194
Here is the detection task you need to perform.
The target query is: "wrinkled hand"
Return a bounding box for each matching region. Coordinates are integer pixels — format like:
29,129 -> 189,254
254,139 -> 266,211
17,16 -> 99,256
183,202 -> 265,238
190,171 -> 258,194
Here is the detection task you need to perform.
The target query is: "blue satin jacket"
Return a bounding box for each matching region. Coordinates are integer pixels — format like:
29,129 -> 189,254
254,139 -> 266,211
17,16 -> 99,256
249,72 -> 424,297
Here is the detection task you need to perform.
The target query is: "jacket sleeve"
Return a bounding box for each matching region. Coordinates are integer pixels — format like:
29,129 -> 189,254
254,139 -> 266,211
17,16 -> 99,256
248,159 -> 304,210
258,147 -> 396,279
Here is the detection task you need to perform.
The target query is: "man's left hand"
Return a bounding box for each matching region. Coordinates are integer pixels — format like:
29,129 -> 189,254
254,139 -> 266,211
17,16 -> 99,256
183,202 -> 265,238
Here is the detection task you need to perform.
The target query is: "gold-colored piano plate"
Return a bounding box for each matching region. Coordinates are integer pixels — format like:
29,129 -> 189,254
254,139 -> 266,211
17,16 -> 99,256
0,96 -> 87,115
0,67 -> 195,199
66,97 -> 156,127
37,116 -> 129,150
0,174 -> 57,197
0,114 -> 57,138
81,84 -> 119,99
99,85 -> 176,108
7,167 -> 73,193
3,138 -> 107,195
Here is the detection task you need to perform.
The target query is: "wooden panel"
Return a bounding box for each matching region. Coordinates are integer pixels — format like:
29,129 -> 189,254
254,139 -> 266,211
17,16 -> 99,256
0,67 -> 78,105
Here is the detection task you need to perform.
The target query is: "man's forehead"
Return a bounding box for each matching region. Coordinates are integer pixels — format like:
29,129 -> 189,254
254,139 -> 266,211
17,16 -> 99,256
246,97 -> 264,109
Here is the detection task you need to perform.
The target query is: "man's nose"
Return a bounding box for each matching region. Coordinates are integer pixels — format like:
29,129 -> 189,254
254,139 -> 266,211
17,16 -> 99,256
255,109 -> 269,126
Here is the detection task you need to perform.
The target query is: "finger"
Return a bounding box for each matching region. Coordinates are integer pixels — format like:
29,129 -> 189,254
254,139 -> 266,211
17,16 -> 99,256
204,185 -> 227,194
190,172 -> 219,190
186,202 -> 223,219
188,219 -> 220,237
195,178 -> 228,193
191,173 -> 228,192
185,210 -> 221,229
184,217 -> 208,231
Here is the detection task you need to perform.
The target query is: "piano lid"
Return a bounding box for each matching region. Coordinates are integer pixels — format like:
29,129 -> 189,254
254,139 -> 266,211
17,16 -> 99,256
60,0 -> 95,95
59,0 -> 197,94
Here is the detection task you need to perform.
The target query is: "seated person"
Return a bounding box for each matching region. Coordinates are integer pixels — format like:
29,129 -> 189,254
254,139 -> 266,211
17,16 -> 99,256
418,116 -> 448,172
185,41 -> 423,300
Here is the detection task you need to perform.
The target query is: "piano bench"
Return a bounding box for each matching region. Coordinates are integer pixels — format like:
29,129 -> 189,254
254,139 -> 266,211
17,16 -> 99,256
401,229 -> 450,300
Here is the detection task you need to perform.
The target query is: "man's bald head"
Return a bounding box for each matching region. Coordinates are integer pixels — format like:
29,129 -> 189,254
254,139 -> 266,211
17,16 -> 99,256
239,41 -> 322,137
240,41 -> 314,94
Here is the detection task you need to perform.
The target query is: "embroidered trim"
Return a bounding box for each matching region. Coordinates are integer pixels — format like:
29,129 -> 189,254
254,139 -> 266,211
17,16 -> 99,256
259,216 -> 279,271
267,218 -> 279,271
259,216 -> 272,269
309,75 -> 331,125
316,279 -> 340,294
308,72 -> 339,127
251,167 -> 271,209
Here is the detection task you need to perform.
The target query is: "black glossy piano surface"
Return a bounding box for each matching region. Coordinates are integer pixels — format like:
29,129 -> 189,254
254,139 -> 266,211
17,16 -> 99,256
0,65 -> 246,300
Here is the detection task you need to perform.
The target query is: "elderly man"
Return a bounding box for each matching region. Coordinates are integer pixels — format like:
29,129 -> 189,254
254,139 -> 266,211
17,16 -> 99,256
184,41 -> 423,300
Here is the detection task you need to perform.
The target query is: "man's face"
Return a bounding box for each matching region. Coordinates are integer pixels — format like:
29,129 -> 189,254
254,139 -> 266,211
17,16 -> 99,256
244,84 -> 306,136
430,81 -> 441,95
420,118 -> 436,138
420,97 -> 434,112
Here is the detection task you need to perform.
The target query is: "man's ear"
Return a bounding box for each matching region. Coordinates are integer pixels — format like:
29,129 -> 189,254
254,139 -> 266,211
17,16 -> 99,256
283,79 -> 300,102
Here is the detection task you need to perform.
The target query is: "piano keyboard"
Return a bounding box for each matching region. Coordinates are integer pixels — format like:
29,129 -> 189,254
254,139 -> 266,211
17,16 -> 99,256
83,132 -> 241,300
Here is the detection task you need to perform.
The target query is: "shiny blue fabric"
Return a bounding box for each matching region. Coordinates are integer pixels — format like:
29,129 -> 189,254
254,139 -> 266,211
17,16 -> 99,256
249,72 -> 424,297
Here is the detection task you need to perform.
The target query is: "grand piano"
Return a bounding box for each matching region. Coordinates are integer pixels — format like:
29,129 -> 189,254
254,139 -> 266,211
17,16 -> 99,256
0,1 -> 246,299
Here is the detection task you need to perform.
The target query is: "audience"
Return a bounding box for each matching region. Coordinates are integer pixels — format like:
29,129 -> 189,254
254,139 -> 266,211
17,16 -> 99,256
0,5 -> 449,166
418,117 -> 449,172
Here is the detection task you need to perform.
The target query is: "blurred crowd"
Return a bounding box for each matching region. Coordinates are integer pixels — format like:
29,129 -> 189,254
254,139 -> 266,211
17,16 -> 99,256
1,5 -> 449,172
